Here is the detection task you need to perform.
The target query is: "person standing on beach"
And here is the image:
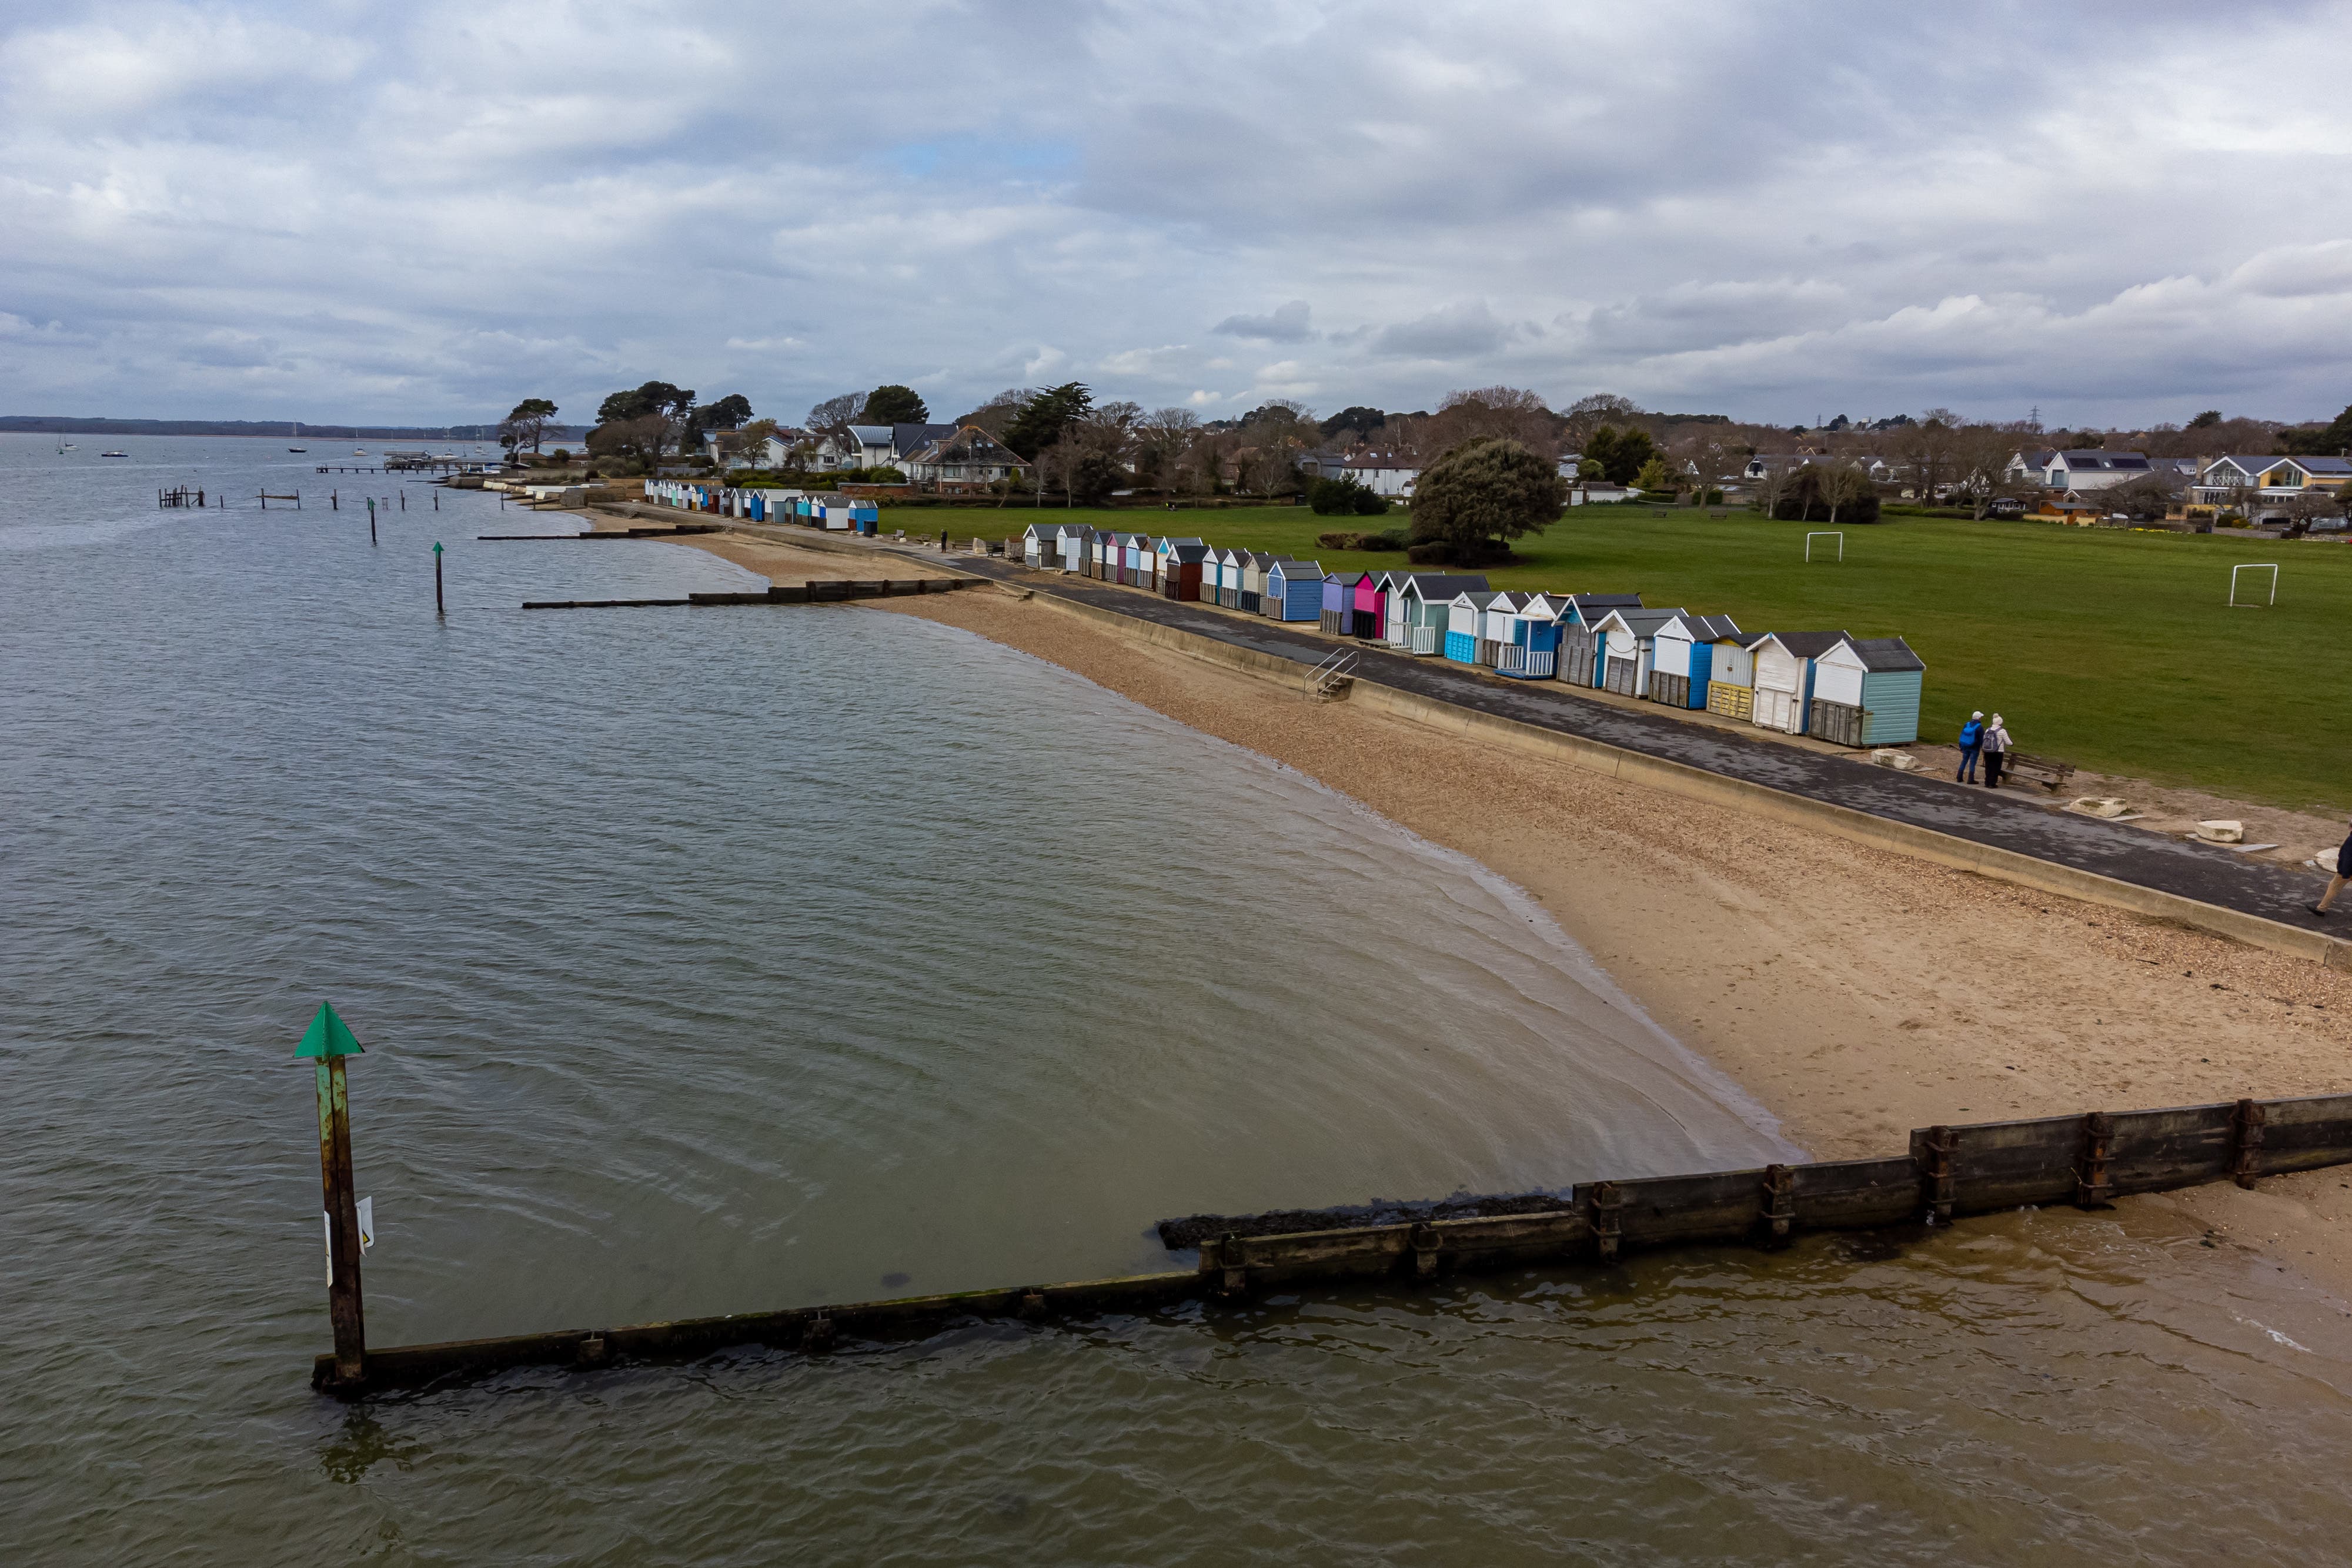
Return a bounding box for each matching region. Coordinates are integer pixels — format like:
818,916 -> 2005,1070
1982,713 -> 2012,788
2312,818 -> 2352,917
1956,711 -> 1985,783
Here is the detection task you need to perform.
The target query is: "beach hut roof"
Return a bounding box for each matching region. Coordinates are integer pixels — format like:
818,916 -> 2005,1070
1849,635 -> 1924,672
1170,541 -> 1211,562
1569,593 -> 1643,613
1449,589 -> 1502,609
1688,613 -> 1743,640
1247,550 -> 1279,568
1616,608 -> 1692,634
1750,630 -> 1853,658
1398,573 -> 1491,601
1158,535 -> 1205,550
1270,557 -> 1323,576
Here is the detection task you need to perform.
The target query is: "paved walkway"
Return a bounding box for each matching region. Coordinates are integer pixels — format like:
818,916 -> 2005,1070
929,554 -> 2335,937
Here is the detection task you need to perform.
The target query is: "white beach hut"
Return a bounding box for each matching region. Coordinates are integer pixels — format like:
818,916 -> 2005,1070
1748,631 -> 1852,735
1805,636 -> 1925,745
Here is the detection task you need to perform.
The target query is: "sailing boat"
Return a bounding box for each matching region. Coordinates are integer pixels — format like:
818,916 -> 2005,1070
288,419 -> 305,453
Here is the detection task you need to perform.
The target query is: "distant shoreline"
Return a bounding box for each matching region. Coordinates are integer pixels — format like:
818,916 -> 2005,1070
0,417 -> 588,442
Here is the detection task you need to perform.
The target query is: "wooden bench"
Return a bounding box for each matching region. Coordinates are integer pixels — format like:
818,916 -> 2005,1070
1999,751 -> 2075,793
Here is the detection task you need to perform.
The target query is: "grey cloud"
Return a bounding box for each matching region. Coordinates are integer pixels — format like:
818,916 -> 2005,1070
3,2 -> 2352,426
1374,303 -> 1526,359
1212,300 -> 1314,342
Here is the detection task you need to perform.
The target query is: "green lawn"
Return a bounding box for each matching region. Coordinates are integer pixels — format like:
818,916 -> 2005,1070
887,503 -> 2352,814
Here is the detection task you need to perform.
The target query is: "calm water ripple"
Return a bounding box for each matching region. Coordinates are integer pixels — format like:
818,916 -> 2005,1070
4,438 -> 2348,1562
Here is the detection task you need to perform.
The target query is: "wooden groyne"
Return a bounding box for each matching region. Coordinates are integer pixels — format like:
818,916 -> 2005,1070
313,1091 -> 2352,1396
478,524 -> 726,541
522,580 -> 970,611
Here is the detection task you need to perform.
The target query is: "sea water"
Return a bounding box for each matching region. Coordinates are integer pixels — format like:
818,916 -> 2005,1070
5,436 -> 2350,1562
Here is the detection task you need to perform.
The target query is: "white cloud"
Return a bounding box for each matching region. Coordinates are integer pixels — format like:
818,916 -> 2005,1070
3,2 -> 2351,426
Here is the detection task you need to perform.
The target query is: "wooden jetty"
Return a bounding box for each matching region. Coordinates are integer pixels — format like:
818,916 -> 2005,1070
158,486 -> 207,509
313,1090 -> 2352,1396
317,458 -> 491,474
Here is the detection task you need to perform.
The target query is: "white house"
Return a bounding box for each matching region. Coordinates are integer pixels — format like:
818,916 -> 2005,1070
2040,450 -> 2151,491
1338,456 -> 1421,496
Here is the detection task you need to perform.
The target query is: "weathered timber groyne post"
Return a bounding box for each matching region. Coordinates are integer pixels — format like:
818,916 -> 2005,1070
313,1089 -> 2352,1396
298,1003 -> 368,1390
366,498 -> 377,546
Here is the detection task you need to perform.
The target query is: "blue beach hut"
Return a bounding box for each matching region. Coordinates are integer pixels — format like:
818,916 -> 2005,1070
1265,559 -> 1325,621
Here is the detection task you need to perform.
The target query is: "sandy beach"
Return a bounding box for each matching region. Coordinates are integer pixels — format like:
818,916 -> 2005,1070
864,579 -> 2352,1293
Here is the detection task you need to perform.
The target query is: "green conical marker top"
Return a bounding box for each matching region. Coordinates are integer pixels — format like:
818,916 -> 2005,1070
433,541 -> 443,556
296,1001 -> 364,1059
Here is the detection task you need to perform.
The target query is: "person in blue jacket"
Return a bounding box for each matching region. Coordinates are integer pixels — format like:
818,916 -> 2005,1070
1955,710 -> 1985,783
2311,817 -> 2352,917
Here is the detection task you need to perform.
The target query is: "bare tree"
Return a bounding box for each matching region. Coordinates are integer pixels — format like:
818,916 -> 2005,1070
1134,407 -> 1201,490
1429,386 -> 1556,453
1892,409 -> 1963,504
1946,423 -> 2040,519
2103,470 -> 2183,521
1814,462 -> 1873,527
956,389 -> 1034,440
1561,393 -> 1641,449
2283,488 -> 2344,537
806,392 -> 867,434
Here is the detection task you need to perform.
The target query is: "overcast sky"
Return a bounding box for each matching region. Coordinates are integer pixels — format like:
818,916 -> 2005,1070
6,1 -> 2352,430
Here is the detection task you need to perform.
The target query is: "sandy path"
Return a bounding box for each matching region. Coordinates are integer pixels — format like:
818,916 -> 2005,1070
874,586 -> 2352,1293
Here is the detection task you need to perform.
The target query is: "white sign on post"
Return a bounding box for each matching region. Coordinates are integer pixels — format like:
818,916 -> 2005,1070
324,1201 -> 377,1283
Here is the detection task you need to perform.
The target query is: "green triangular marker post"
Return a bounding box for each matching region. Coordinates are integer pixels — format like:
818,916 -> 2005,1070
295,1001 -> 364,1058
299,1001 -> 368,1390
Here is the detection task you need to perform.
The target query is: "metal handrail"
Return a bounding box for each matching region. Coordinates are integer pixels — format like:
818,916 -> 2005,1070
1306,647 -> 1359,696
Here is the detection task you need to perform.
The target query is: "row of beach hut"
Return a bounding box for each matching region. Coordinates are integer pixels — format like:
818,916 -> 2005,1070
1014,521 -> 1925,747
645,480 -> 879,533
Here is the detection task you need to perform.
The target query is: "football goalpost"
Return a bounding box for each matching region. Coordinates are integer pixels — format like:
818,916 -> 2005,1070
2229,563 -> 2278,607
1805,531 -> 1843,563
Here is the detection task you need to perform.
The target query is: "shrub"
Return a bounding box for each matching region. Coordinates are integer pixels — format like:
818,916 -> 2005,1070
1405,540 -> 1454,564
1408,437 -> 1566,555
550,448 -> 572,464
1364,528 -> 1410,551
1307,474 -> 1393,515
1317,530 -> 1369,549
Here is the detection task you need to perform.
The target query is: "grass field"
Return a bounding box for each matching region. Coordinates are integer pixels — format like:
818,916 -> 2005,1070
886,502 -> 2352,813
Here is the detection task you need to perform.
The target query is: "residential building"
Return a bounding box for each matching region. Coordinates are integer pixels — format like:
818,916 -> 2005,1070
2020,450 -> 2152,491
1337,454 -> 1421,496
899,426 -> 1027,490
2187,454 -> 2352,512
815,422 -> 961,470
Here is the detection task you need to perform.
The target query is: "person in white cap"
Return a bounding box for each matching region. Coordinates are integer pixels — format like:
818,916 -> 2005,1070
1981,713 -> 2013,788
1955,711 -> 1985,783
